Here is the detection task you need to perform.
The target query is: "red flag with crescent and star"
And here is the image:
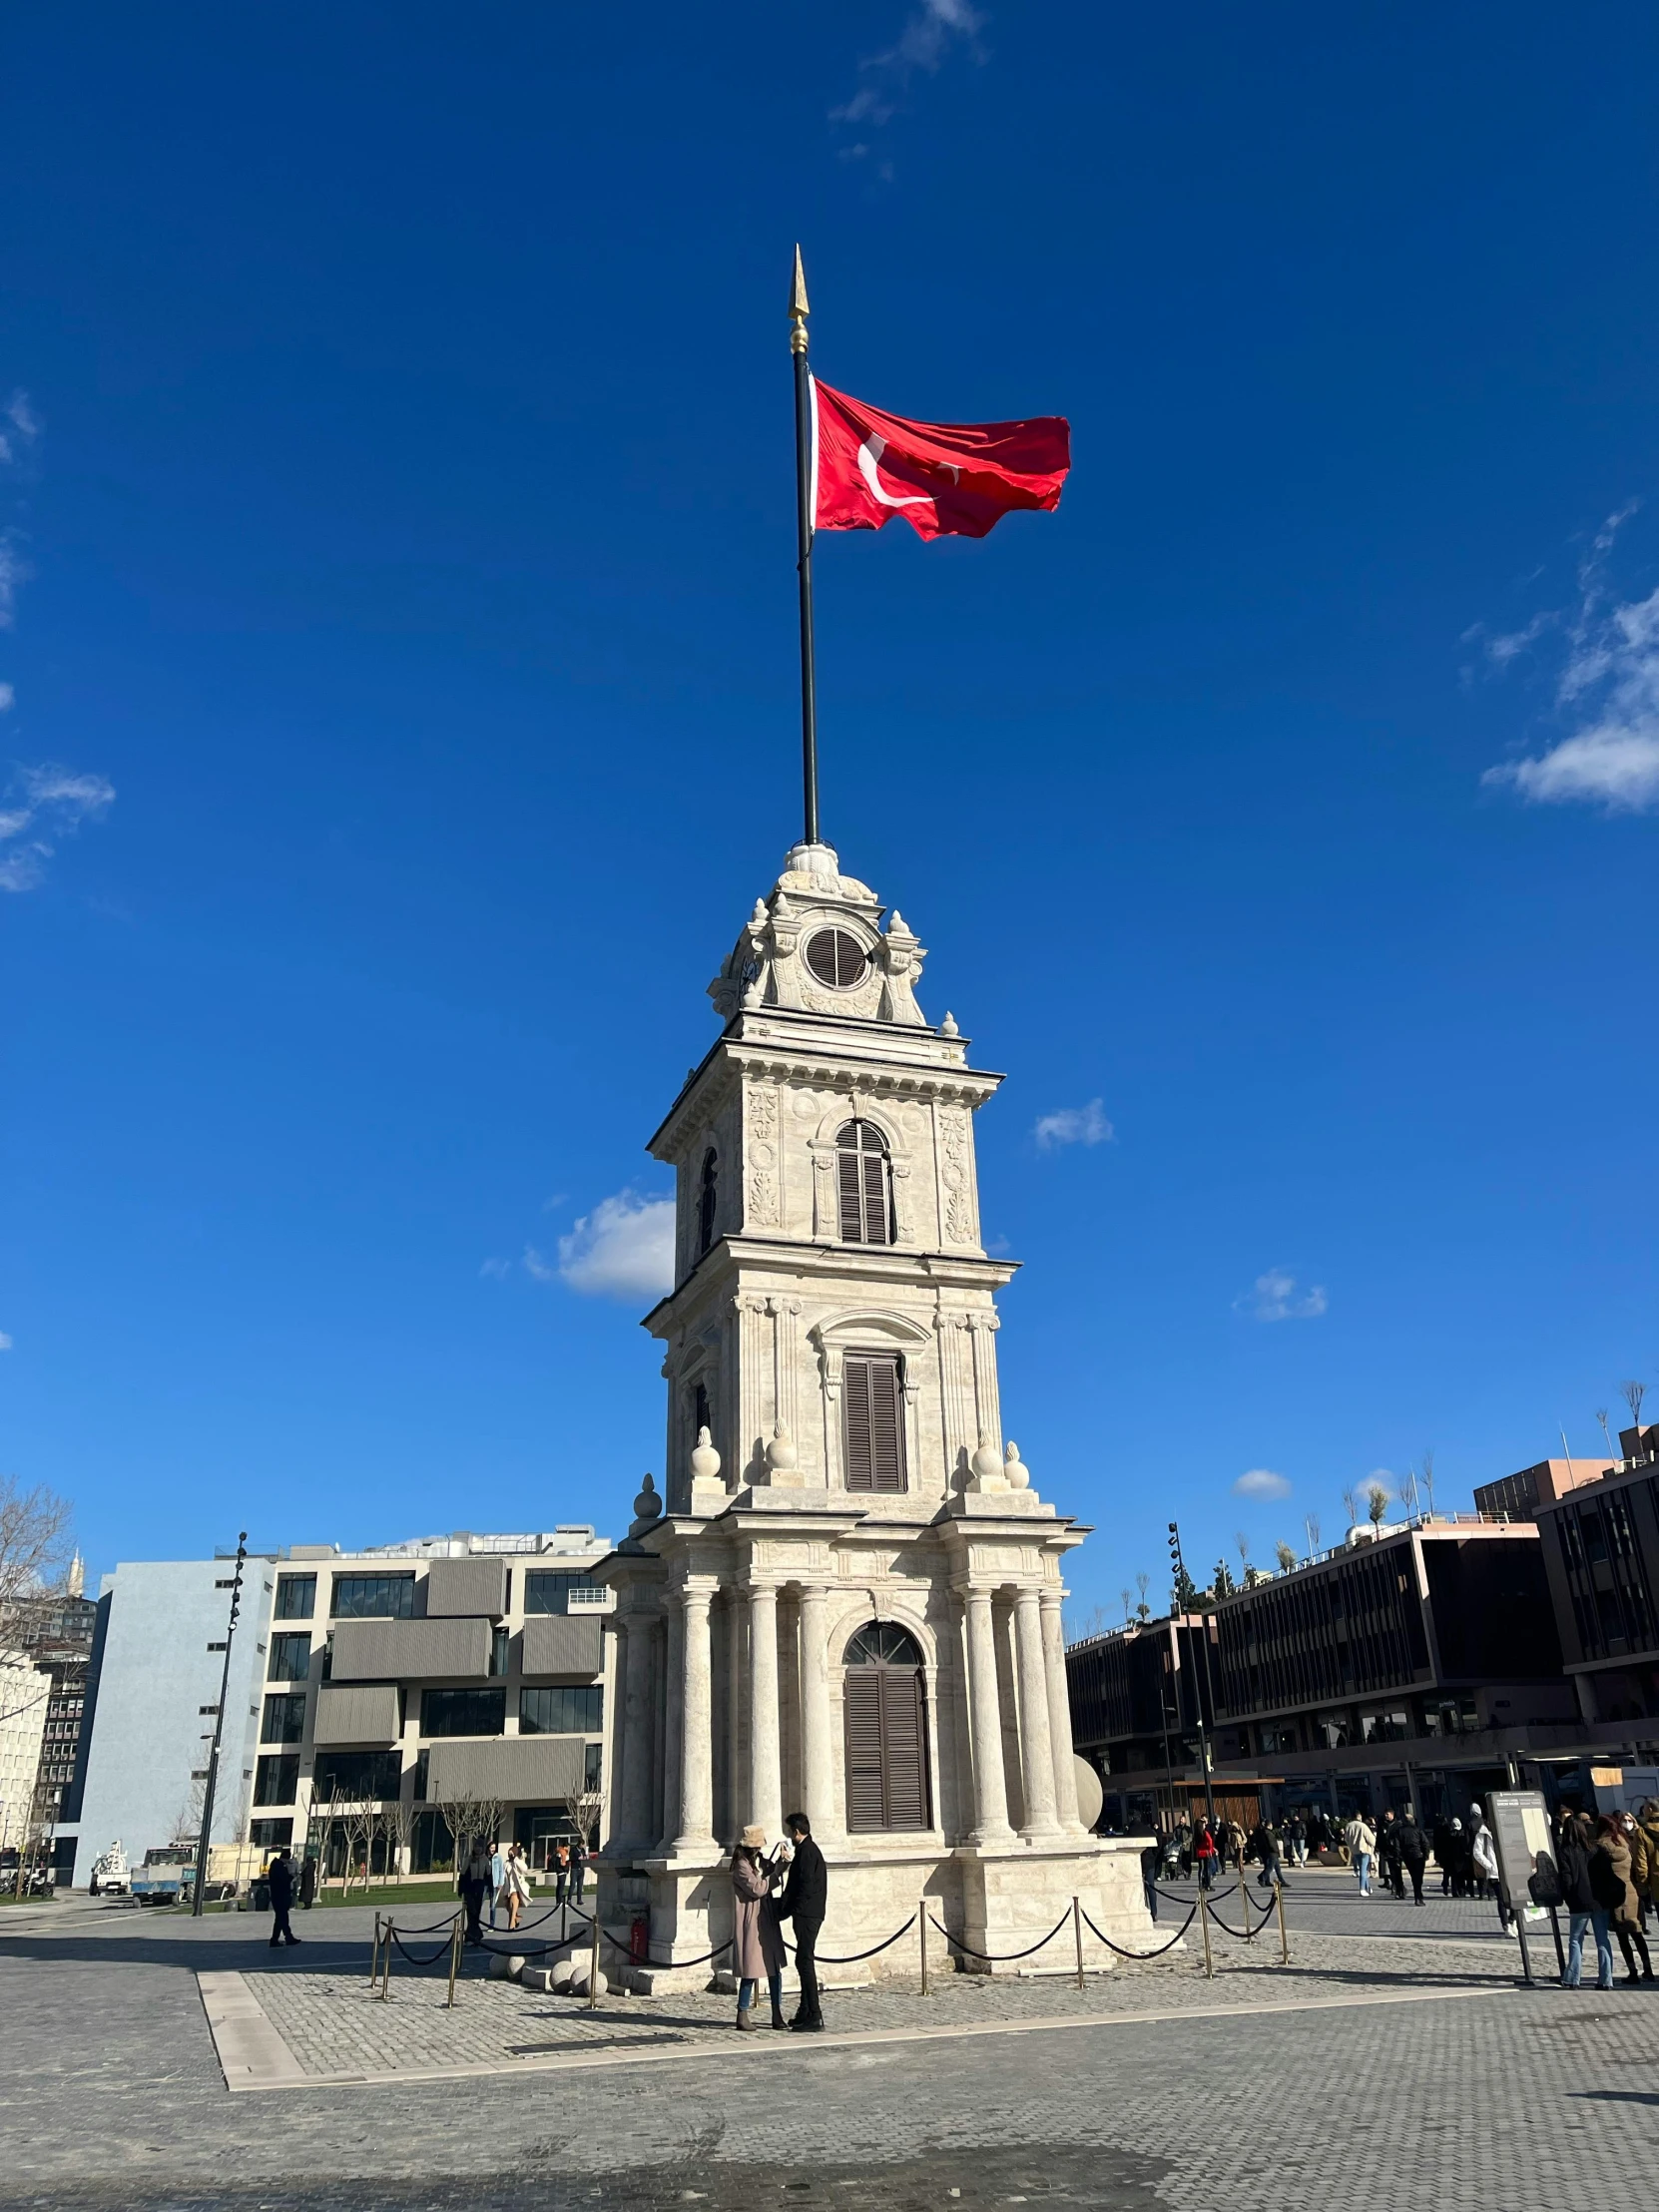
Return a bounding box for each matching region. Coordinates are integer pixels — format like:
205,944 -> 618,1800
810,375 -> 1071,542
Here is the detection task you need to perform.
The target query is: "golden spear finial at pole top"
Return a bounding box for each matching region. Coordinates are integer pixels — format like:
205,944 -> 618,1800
790,245 -> 810,355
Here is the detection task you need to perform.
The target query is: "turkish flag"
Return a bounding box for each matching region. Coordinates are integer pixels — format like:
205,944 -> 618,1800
811,376 -> 1070,542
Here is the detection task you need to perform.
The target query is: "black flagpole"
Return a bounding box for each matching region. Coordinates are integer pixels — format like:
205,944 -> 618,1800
790,246 -> 820,846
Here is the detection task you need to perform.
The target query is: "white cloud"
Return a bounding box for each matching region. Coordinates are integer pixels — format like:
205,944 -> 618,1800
1033,1098 -> 1114,1150
1482,506 -> 1659,811
1234,1467 -> 1292,1500
0,1332 -> 12,1352
1235,1269 -> 1328,1323
0,761 -> 116,892
478,1257 -> 511,1281
0,536 -> 31,629
832,0 -> 986,129
0,684 -> 14,713
548,1190 -> 677,1301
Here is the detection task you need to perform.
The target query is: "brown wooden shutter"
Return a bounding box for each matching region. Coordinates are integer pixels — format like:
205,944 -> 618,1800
843,1672 -> 887,1831
843,1356 -> 904,1494
860,1151 -> 888,1243
837,1148 -> 863,1241
880,1670 -> 928,1829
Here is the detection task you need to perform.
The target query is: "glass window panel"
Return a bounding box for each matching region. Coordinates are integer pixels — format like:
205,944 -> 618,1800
275,1575 -> 316,1621
310,1749 -> 403,1801
523,1572 -> 583,1616
254,1754 -> 298,1805
330,1574 -> 416,1619
261,1693 -> 306,1745
519,1685 -> 604,1735
267,1633 -> 310,1683
250,1819 -> 293,1850
421,1686 -> 506,1738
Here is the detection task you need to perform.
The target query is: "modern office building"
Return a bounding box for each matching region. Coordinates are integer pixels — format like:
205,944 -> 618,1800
11,1575 -> 99,1880
0,1649 -> 51,1857
1533,1422 -> 1659,1736
245,1527 -> 613,1876
72,1556 -> 278,1883
1070,1516 -> 1597,1830
1472,1455 -> 1613,1524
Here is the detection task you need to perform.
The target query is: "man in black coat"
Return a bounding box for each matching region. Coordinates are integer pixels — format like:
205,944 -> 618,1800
1395,1810 -> 1430,1906
267,1849 -> 301,1947
776,1812 -> 827,2030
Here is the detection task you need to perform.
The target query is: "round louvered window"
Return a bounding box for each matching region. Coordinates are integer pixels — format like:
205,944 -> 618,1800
805,928 -> 868,989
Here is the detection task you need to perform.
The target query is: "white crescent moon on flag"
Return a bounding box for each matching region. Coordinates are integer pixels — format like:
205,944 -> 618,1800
857,431 -> 931,508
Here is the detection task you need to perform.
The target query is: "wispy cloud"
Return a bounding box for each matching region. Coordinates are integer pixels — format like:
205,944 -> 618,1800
832,0 -> 986,141
1234,1467 -> 1292,1500
548,1190 -> 676,1302
1033,1098 -> 1114,1151
1480,504 -> 1659,812
1235,1269 -> 1328,1323
0,762 -> 116,892
0,1332 -> 12,1352
0,684 -> 13,713
478,1257 -> 512,1281
0,536 -> 31,630
0,390 -> 40,470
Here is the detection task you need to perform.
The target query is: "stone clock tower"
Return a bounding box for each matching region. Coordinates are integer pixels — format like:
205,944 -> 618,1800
596,840 -> 1151,1980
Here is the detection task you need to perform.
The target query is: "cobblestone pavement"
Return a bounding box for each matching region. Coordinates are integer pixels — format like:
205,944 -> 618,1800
3,1891 -> 1657,2209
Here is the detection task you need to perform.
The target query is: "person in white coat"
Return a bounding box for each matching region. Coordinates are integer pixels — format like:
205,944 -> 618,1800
499,1842 -> 534,1932
1344,1812 -> 1378,1898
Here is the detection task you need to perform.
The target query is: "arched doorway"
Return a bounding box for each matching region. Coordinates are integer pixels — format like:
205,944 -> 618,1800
842,1621 -> 929,1832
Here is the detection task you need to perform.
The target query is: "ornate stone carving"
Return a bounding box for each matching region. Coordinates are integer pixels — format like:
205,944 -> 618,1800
745,1079 -> 781,1228
939,1105 -> 977,1246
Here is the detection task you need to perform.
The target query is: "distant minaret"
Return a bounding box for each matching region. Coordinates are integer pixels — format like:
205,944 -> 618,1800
66,1551 -> 84,1598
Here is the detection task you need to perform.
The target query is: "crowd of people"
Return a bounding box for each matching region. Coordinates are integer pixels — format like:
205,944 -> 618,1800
1549,1803 -> 1659,1989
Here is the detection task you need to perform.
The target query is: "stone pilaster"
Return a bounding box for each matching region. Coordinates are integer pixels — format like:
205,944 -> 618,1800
1013,1587 -> 1061,1840
1039,1588 -> 1084,1832
962,1586 -> 1013,1842
747,1583 -> 782,1835
671,1583 -> 715,1854
798,1583 -> 833,1836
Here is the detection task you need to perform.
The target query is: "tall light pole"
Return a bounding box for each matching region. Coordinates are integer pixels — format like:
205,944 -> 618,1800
1167,1521 -> 1218,1832
191,1533 -> 248,1918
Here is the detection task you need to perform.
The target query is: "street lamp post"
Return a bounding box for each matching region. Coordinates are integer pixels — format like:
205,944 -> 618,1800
1168,1522 -> 1218,1833
191,1533 -> 249,1919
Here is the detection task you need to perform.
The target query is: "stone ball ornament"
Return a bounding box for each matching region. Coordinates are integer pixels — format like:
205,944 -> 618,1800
1004,1441 -> 1031,1490
766,1421 -> 799,1473
689,1427 -> 723,1484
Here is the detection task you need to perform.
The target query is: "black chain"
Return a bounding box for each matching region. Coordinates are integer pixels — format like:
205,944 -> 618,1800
1082,1903 -> 1197,1959
925,1910 -> 1070,1964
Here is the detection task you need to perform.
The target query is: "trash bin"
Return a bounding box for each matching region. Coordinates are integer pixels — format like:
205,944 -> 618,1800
252,1879 -> 271,1913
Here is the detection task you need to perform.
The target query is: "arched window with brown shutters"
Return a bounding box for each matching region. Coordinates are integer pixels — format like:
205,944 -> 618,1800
842,1353 -> 906,1493
842,1622 -> 929,1833
697,1149 -> 718,1255
835,1120 -> 891,1245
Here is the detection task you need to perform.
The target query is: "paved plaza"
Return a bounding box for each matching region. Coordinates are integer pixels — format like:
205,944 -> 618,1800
1,1872 -> 1655,2209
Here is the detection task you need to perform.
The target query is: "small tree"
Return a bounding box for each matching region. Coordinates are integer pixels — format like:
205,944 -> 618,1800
1275,1539 -> 1298,1573
1420,1449 -> 1435,1517
1304,1513 -> 1322,1555
1621,1380 -> 1647,1430
1213,1560 -> 1237,1598
1120,1587 -> 1134,1623
1135,1571 -> 1152,1622
1596,1408 -> 1617,1459
0,1476 -> 73,1639
567,1787 -> 605,1862
1342,1486 -> 1360,1528
383,1793 -> 414,1885
1171,1563 -> 1201,1614
1366,1481 -> 1389,1528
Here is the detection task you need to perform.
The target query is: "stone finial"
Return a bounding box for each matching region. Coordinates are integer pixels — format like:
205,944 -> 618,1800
689,1427 -> 722,1485
968,1430 -> 1006,1490
629,1472 -> 664,1537
940,1011 -> 959,1037
766,1421 -> 799,1473
1004,1440 -> 1031,1490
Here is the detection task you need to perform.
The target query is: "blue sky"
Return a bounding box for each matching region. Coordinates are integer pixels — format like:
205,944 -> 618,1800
4,2 -> 1657,1623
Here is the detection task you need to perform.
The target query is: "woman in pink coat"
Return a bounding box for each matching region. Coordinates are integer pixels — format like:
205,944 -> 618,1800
731,1825 -> 788,2031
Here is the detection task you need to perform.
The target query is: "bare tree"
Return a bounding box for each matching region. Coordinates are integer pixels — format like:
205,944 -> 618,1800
0,1476 -> 73,1637
1596,1408 -> 1617,1459
1305,1514 -> 1321,1555
1621,1380 -> 1647,1430
1419,1449 -> 1435,1517
1366,1480 -> 1389,1527
1120,1587 -> 1134,1623
383,1793 -> 414,1885
337,1796 -> 375,1898
1275,1540 -> 1298,1573
1135,1571 -> 1152,1622
1399,1466 -> 1420,1520
567,1787 -> 605,1860
1342,1487 -> 1360,1528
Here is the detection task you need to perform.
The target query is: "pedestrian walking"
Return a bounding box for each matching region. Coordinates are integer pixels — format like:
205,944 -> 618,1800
485,1839 -> 506,1929
1194,1820 -> 1218,1891
266,1847 -> 301,1947
1631,1802 -> 1659,1931
1395,1808 -> 1430,1907
1287,1815 -> 1308,1869
552,1841 -> 570,1909
1591,1815 -> 1654,1984
1249,1820 -> 1287,1891
1469,1808 -> 1500,1906
500,1842 -> 534,1932
569,1837 -> 587,1904
1379,1810 -> 1404,1900
1432,1817 -> 1456,1896
774,1811 -> 827,2030
1141,1838 -> 1162,1921
1344,1812 -> 1377,1898
458,1843 -> 492,1946
297,1851 -> 317,1910
731,1825 -> 788,2030
1559,1815 -> 1614,1989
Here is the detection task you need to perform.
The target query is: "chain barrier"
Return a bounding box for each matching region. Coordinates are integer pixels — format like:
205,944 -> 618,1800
1154,1879 -> 1240,1906
924,1910 -> 1071,1965
389,1929 -> 460,1967
781,1914 -> 918,1966
1202,1886 -> 1282,1940
1082,1903 -> 1198,1960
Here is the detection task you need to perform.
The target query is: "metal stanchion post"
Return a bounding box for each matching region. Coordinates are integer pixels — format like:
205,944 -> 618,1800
1548,1906 -> 1565,1982
587,1905 -> 602,2009
381,1918 -> 393,1999
1198,1885 -> 1214,1979
446,1917 -> 461,2008
369,1912 -> 381,1985
919,1899 -> 929,1996
1275,1877 -> 1289,1965
1072,1896 -> 1084,1988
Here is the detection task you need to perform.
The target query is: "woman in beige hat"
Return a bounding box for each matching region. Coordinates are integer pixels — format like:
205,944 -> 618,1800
731,1826 -> 787,2030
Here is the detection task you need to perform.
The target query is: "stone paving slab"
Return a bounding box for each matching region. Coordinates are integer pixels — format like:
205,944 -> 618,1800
234,1926 -> 1519,2088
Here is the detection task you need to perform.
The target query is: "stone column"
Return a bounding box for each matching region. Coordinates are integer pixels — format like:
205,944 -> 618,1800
798,1584 -> 833,1835
1013,1587 -> 1060,1840
962,1586 -> 1013,1842
747,1583 -> 782,1835
1039,1589 -> 1083,1831
671,1584 -> 715,1855
619,1610 -> 659,1855
660,1594 -> 684,1852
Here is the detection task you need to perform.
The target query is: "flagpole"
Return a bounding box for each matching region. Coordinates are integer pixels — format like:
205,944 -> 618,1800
790,246 -> 820,846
